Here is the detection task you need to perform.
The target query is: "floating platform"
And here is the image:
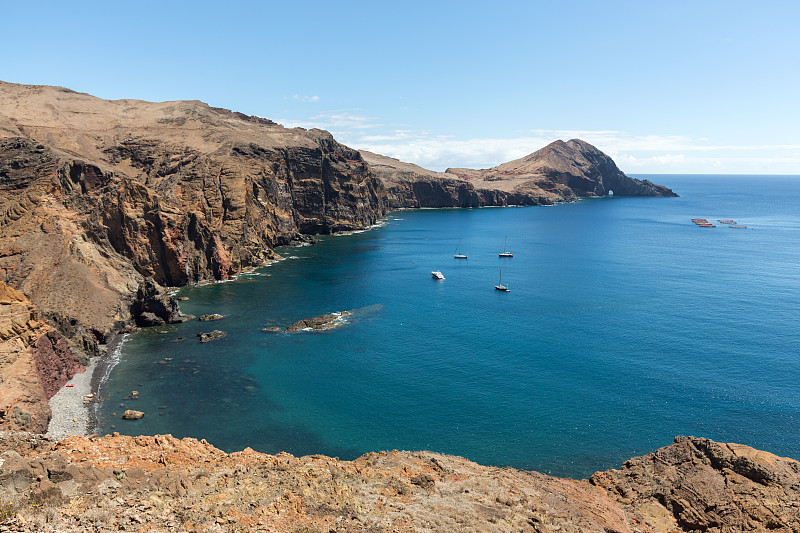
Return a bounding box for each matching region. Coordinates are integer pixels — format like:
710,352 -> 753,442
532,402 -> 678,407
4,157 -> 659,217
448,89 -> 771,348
729,225 -> 747,228
718,219 -> 736,224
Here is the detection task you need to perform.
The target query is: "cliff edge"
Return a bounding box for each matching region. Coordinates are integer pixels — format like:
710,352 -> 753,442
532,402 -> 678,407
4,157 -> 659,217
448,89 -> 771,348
0,433 -> 796,532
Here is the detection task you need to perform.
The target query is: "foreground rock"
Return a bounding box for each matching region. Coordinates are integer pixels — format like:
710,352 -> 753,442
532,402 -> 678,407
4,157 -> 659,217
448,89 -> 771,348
590,436 -> 800,532
285,311 -> 350,332
0,433 -> 796,532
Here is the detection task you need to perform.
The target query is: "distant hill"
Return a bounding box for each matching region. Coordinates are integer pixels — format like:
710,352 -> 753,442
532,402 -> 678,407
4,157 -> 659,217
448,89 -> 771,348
363,139 -> 676,208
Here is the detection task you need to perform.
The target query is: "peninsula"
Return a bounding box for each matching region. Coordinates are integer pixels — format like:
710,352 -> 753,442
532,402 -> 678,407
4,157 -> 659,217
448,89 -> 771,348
0,80 -> 676,434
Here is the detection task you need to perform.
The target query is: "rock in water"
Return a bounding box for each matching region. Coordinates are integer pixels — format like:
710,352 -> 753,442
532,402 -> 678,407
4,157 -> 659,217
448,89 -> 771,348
198,330 -> 226,343
285,311 -> 350,332
198,314 -> 224,322
122,410 -> 144,420
131,278 -> 192,327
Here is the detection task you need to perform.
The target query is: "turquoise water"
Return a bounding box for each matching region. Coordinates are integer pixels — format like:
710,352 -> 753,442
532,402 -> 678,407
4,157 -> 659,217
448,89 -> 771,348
97,175 -> 800,478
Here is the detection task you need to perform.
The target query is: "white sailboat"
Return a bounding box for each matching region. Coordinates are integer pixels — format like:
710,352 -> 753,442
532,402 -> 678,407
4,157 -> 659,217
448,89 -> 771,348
431,271 -> 445,280
453,239 -> 468,259
495,269 -> 509,291
499,236 -> 513,257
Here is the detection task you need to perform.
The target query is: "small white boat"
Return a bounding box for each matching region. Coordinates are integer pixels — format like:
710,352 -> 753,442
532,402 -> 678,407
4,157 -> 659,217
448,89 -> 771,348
454,239 -> 468,259
499,236 -> 513,257
495,269 -> 509,291
431,271 -> 445,280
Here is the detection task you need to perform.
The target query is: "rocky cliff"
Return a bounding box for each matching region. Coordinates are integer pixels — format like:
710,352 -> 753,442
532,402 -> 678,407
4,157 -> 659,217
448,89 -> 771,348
0,432 -> 797,532
364,139 -> 677,208
0,283 -> 84,433
0,81 -> 387,430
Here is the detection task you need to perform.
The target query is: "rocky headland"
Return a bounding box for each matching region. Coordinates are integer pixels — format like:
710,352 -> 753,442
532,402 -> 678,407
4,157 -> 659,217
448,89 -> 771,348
0,80 -> 677,434
362,140 -> 676,208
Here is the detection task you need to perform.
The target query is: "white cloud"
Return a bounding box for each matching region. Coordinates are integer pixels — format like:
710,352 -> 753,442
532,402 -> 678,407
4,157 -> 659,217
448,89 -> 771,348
292,94 -> 320,102
277,111 -> 382,131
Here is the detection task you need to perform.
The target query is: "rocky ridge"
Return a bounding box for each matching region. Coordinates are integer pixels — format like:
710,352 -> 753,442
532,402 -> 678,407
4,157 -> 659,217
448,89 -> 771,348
0,432 -> 797,532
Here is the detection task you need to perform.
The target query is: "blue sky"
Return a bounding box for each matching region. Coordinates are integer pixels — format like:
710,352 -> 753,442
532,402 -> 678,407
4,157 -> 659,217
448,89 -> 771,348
3,1 -> 799,174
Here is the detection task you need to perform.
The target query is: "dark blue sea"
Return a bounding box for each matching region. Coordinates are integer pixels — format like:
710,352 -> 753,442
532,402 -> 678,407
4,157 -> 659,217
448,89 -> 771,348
96,175 -> 800,478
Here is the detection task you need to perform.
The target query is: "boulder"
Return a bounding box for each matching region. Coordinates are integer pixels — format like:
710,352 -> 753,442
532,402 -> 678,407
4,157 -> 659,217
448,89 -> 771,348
198,314 -> 224,322
122,410 -> 144,420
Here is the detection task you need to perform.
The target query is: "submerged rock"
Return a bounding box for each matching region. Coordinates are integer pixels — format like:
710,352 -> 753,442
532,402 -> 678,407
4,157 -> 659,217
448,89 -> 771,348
262,326 -> 282,333
199,314 -> 224,322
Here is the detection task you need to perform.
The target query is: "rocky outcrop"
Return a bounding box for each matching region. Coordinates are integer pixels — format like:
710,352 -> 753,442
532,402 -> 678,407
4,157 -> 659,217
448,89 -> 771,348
591,436 -> 800,532
130,278 -> 191,327
285,311 -> 350,332
363,139 -> 677,208
197,330 -> 225,343
0,432 -> 796,532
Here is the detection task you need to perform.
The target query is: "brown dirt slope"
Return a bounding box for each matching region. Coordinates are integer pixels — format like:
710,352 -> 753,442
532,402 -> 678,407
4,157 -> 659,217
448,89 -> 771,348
0,433 -> 797,532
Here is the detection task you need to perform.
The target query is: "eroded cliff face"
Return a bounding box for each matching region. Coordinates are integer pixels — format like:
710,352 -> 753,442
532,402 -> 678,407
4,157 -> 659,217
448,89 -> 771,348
0,283 -> 83,433
0,433 -> 796,532
0,82 -> 387,427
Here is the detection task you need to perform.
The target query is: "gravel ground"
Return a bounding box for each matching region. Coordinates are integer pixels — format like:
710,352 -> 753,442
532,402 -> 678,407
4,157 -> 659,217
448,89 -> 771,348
45,357 -> 98,439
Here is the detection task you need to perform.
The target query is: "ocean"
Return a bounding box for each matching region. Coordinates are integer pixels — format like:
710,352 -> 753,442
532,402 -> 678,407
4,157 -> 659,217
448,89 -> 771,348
96,175 -> 800,478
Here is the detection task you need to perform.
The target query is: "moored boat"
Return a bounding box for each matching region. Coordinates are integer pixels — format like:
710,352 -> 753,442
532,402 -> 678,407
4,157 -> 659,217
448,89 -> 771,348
454,239 -> 468,259
495,269 -> 509,291
499,236 -> 513,257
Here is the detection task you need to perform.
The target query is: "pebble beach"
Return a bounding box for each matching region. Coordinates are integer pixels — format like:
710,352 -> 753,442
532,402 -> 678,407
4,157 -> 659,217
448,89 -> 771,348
45,357 -> 98,439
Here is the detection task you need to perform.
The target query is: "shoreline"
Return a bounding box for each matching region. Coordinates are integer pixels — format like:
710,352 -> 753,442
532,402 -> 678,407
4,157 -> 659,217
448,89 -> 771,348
45,334 -> 126,439
42,221 -> 382,440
